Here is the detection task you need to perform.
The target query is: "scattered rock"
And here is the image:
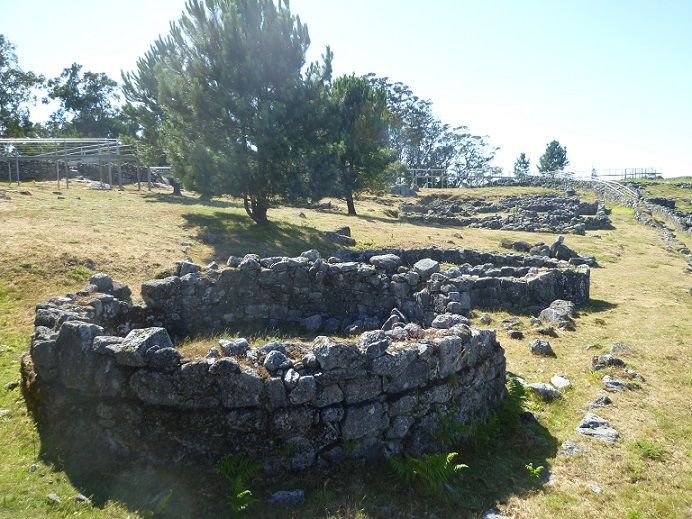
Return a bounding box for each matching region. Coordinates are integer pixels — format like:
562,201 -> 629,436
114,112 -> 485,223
575,412 -> 619,443
528,339 -> 555,357
559,440 -> 588,457
74,494 -> 92,505
0,409 -> 10,418
588,394 -> 613,408
624,369 -> 645,382
587,483 -> 602,495
480,507 -> 512,519
509,330 -> 524,340
300,249 -> 320,262
527,382 -> 562,401
550,374 -> 571,389
539,299 -> 576,330
610,342 -> 633,355
602,375 -> 637,392
4,381 -> 19,390
325,231 -> 355,246
536,326 -> 558,337
591,354 -> 626,371
501,317 -> 522,330
47,493 -> 61,504
479,314 -> 493,325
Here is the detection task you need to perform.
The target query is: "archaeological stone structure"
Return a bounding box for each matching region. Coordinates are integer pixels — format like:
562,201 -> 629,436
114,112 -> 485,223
400,194 -> 612,235
22,248 -> 590,473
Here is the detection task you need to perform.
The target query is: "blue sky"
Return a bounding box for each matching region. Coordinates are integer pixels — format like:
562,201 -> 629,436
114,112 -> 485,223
1,0 -> 691,176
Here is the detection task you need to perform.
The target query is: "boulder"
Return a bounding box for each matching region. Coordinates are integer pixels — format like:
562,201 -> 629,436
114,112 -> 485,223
413,258 -> 440,279
527,382 -> 562,401
109,327 -> 173,367
528,339 -> 555,357
575,412 -> 618,444
369,254 -> 402,272
219,338 -> 250,357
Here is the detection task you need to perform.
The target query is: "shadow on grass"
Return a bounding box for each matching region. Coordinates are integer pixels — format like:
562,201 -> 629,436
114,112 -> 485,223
583,298 -> 618,313
143,192 -> 239,209
181,210 -> 337,259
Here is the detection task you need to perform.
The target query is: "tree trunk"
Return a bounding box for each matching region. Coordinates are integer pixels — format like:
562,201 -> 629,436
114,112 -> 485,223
244,195 -> 269,224
345,191 -> 356,216
171,179 -> 182,196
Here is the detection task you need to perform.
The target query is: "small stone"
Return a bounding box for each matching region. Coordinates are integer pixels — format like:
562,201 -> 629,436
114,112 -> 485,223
527,383 -> 562,401
269,489 -> 305,504
205,347 -> 220,359
587,483 -> 602,495
264,350 -> 292,373
4,381 -> 19,390
509,330 -> 524,340
0,409 -> 10,418
575,412 -> 619,443
219,338 -> 250,357
528,339 -> 555,357
602,375 -> 636,392
479,314 -> 493,325
47,493 -> 61,504
28,464 -> 39,473
591,354 -> 626,371
559,440 -> 588,457
550,374 -> 571,389
610,342 -> 633,354
536,326 -> 558,337
283,368 -> 300,390
74,494 -> 92,505
480,508 -> 511,519
589,394 -> 613,408
624,369 -> 645,382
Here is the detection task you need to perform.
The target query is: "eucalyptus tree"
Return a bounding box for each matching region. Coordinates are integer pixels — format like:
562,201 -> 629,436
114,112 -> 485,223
0,35 -> 43,137
46,63 -> 129,138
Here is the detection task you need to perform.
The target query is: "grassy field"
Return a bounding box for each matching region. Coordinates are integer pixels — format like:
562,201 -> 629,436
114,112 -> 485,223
0,181 -> 690,518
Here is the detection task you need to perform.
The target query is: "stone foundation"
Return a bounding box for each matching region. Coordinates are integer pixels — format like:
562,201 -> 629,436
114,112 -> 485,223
22,247 -> 589,473
400,194 -> 612,234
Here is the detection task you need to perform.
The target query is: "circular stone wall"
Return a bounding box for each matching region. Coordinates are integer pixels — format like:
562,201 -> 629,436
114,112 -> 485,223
21,247 -> 589,472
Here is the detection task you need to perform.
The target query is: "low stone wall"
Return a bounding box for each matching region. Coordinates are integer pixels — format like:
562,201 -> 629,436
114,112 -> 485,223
399,194 -> 611,235
23,294 -> 505,472
142,248 -> 589,338
21,248 -> 589,473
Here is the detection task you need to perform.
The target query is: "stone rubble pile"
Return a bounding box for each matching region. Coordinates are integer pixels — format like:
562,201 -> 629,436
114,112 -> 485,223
400,194 -> 612,235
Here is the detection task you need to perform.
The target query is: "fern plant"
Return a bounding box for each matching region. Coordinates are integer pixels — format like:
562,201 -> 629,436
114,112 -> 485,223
389,451 -> 467,496
216,453 -> 262,515
525,462 -> 544,479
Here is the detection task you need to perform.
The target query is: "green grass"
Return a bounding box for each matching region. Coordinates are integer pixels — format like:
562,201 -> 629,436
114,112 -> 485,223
0,181 -> 691,518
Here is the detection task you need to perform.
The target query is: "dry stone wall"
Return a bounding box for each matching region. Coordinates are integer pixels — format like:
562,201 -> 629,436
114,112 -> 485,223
400,194 -> 612,235
21,247 -> 589,473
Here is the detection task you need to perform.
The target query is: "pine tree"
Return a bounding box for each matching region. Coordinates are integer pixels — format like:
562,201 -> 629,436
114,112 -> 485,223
328,74 -> 392,215
513,152 -> 530,177
123,0 -> 318,223
537,140 -> 569,174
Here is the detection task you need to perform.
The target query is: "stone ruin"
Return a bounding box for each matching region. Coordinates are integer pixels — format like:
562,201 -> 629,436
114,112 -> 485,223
400,193 -> 612,234
21,247 -> 589,473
